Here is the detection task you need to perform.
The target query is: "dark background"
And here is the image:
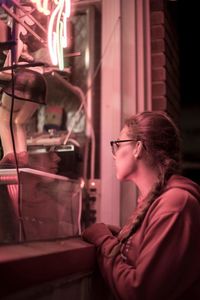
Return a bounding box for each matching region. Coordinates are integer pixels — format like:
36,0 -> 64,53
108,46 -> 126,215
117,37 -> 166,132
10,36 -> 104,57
177,0 -> 199,108
174,0 -> 200,184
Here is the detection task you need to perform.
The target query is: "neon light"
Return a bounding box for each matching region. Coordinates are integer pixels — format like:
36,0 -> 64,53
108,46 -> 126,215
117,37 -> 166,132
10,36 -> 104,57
60,22 -> 65,69
62,14 -> 67,48
62,0 -> 70,48
48,3 -> 60,65
56,0 -> 64,69
48,0 -> 71,70
30,0 -> 50,16
43,0 -> 51,15
66,0 -> 71,18
30,0 -> 70,17
31,0 -> 71,70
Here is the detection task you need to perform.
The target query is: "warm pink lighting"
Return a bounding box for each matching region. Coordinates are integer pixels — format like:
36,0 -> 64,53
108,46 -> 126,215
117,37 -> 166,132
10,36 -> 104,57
30,0 -> 71,70
62,0 -> 70,48
80,178 -> 85,189
48,3 -> 60,65
30,0 -> 51,16
48,0 -> 71,69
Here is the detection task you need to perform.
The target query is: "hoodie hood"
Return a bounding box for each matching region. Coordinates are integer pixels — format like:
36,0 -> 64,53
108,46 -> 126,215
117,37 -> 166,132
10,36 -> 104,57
165,175 -> 200,202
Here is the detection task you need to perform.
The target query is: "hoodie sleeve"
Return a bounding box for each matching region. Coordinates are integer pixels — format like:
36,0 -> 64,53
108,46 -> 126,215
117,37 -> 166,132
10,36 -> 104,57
83,198 -> 200,300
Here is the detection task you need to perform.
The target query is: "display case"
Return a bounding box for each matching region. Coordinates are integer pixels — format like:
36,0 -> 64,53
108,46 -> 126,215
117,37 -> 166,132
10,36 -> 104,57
0,167 -> 82,243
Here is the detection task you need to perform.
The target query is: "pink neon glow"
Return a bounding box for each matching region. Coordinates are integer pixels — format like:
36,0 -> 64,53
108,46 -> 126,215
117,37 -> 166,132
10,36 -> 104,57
55,1 -> 63,68
30,0 -> 50,16
48,3 -> 60,65
65,0 -> 71,18
30,0 -> 70,17
47,0 -> 71,69
62,0 -> 70,48
42,0 -> 51,15
30,0 -> 71,69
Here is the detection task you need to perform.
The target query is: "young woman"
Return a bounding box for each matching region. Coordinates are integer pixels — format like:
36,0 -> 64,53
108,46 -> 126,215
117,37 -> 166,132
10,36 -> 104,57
82,111 -> 200,300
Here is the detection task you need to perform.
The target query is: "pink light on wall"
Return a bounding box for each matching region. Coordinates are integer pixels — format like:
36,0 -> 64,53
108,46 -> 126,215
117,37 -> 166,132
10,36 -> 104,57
30,0 -> 71,70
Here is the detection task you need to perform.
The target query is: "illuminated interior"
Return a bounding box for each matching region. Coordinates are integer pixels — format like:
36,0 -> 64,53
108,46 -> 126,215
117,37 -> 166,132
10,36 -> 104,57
0,0 -> 101,243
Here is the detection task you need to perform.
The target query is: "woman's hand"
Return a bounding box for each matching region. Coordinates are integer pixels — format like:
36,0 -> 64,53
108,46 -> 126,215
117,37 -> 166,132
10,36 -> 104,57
82,223 -> 113,246
107,224 -> 121,236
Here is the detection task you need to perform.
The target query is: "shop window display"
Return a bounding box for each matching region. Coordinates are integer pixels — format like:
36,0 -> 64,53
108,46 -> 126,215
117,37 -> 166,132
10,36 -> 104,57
0,1 -> 101,243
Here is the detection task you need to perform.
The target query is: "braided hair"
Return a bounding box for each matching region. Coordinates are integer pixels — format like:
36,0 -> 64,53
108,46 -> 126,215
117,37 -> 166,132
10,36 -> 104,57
118,111 -> 182,243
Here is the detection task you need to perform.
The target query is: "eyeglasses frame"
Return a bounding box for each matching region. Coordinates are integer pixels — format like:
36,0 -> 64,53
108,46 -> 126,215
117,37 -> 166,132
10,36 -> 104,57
110,139 -> 137,156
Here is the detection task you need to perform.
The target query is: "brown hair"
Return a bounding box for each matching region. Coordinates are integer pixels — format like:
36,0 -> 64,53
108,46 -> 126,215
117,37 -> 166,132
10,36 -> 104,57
119,111 -> 182,243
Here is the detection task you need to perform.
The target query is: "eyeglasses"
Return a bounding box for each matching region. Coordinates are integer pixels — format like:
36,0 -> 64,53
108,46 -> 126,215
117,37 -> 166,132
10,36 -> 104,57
110,139 -> 137,156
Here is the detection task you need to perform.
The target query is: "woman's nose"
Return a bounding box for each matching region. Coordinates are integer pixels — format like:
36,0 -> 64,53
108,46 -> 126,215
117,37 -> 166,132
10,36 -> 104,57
112,153 -> 116,160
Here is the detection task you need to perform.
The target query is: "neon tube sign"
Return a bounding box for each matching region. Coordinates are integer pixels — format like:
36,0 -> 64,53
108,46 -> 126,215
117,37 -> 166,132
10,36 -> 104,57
30,0 -> 51,16
30,0 -> 71,70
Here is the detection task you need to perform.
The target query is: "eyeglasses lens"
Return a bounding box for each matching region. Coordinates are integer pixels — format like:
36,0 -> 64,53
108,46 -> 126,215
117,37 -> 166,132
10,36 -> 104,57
111,142 -> 119,156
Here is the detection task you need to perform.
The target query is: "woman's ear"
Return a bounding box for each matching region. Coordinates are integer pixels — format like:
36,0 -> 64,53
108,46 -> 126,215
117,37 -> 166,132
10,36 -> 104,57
133,141 -> 143,159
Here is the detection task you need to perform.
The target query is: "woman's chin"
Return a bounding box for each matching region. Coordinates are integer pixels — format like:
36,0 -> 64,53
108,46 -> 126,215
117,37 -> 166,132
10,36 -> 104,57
116,173 -> 125,181
116,172 -> 132,182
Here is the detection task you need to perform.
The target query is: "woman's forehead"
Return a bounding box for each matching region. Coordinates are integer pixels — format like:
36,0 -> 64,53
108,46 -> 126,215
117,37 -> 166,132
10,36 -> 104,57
119,126 -> 129,138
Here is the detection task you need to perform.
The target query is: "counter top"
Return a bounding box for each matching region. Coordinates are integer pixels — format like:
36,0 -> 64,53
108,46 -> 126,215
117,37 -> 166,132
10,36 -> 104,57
0,237 -> 96,296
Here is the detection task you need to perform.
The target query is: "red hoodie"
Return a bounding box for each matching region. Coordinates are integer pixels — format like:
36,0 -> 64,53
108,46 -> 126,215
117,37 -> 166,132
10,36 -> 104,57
82,175 -> 200,300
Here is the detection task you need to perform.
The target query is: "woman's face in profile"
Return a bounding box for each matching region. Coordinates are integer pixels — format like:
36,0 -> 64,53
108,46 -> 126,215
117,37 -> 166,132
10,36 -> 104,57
114,126 -> 137,181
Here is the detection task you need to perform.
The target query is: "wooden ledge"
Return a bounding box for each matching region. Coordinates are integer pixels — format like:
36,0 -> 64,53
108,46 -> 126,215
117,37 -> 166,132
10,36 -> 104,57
0,237 -> 95,296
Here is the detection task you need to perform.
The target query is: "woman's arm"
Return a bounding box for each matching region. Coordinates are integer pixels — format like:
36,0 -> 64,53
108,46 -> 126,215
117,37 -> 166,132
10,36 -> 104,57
82,203 -> 200,300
